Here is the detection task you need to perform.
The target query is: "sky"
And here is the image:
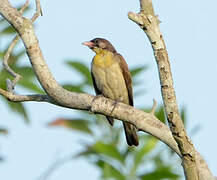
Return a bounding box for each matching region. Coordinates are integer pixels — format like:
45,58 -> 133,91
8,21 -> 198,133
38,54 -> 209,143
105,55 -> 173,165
1,0 -> 217,179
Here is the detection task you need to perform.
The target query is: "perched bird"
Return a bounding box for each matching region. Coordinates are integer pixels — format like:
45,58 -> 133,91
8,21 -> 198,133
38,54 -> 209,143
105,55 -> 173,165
82,38 -> 139,146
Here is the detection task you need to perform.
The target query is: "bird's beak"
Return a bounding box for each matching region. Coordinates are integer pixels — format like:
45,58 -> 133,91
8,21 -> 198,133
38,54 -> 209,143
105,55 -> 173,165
82,41 -> 95,48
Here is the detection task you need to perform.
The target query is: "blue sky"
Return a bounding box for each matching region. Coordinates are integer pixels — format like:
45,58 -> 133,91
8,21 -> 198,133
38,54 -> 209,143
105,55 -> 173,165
1,0 -> 217,179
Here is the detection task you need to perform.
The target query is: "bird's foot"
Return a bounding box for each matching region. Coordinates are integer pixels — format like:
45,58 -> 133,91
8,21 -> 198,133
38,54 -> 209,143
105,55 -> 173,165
110,97 -> 123,115
88,94 -> 104,113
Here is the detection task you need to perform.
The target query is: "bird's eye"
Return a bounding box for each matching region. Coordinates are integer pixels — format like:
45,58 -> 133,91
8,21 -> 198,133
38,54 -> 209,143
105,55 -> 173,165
95,40 -> 98,44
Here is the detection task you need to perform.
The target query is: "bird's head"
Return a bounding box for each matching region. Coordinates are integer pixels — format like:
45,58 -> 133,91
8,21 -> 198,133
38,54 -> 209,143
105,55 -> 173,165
82,38 -> 116,54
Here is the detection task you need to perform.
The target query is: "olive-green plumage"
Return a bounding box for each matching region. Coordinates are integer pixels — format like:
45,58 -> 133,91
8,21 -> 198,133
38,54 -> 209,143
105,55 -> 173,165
83,38 -> 139,146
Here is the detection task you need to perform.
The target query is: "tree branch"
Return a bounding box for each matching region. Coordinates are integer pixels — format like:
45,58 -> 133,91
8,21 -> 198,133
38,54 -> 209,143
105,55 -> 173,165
128,0 -> 214,179
0,87 -> 57,104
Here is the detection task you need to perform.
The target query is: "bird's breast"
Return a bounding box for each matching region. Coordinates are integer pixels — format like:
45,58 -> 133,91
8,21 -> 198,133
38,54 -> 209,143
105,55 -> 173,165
92,54 -> 129,104
93,53 -> 114,68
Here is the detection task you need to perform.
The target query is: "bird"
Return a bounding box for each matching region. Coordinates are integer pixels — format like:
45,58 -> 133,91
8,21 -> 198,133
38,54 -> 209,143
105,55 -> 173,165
82,38 -> 139,146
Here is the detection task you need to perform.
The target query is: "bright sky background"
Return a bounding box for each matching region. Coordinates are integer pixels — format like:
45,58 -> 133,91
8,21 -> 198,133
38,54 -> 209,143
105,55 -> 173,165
1,0 -> 217,179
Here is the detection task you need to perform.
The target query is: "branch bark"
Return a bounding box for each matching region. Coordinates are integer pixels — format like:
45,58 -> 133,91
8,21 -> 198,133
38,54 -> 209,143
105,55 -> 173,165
0,88 -> 56,104
128,0 -> 214,179
0,1 -> 215,179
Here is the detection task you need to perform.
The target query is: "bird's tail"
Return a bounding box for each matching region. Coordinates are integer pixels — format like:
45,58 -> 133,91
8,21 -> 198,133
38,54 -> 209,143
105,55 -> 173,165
123,122 -> 139,146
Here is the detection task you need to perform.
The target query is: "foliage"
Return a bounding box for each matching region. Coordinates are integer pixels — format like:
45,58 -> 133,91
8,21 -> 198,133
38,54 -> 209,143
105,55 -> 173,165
0,127 -> 8,135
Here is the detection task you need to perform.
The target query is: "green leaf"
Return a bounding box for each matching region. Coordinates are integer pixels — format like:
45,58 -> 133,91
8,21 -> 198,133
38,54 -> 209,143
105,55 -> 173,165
48,118 -> 93,135
0,71 -> 9,89
134,137 -> 158,168
96,160 -> 125,180
153,154 -> 165,168
7,102 -> 29,123
155,106 -> 166,123
18,79 -> 44,93
130,66 -> 148,78
13,50 -> 26,65
0,51 -> 4,59
15,66 -> 35,78
75,147 -> 97,157
65,60 -> 92,85
92,141 -> 125,163
180,107 -> 187,126
1,26 -> 16,35
62,83 -> 84,93
140,167 -> 179,180
0,128 -> 8,135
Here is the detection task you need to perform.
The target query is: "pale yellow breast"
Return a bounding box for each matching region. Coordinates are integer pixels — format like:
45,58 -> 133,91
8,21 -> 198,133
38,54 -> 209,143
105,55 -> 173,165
92,51 -> 114,68
92,53 -> 129,104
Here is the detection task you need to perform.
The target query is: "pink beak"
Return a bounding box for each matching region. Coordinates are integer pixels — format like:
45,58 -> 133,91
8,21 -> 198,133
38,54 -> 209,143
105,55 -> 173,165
82,41 -> 95,48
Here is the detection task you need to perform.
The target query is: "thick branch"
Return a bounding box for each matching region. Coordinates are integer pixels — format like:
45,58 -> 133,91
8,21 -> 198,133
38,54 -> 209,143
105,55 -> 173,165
128,0 -> 214,179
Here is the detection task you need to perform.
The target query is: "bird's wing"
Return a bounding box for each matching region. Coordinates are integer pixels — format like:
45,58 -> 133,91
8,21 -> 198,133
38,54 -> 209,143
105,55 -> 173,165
115,53 -> 134,106
91,71 -> 101,95
91,61 -> 114,126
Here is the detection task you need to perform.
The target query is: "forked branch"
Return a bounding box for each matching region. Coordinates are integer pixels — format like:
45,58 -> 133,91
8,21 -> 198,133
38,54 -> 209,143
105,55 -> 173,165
128,0 -> 214,179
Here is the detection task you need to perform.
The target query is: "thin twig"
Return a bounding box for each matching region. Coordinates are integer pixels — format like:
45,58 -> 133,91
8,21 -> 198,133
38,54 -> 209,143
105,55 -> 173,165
2,0 -> 42,91
150,99 -> 157,114
19,0 -> 29,14
3,0 -> 29,91
0,87 -> 57,105
31,0 -> 43,21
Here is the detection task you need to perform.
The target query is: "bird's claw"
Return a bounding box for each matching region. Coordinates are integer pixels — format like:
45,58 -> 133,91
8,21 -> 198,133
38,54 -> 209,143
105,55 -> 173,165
110,97 -> 123,115
88,94 -> 104,113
